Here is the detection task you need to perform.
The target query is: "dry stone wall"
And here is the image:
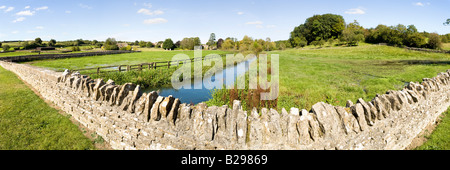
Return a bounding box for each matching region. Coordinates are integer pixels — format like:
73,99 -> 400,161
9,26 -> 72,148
1,61 -> 450,150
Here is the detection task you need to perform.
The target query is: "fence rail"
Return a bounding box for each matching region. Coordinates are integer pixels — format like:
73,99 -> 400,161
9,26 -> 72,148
72,55 -> 223,75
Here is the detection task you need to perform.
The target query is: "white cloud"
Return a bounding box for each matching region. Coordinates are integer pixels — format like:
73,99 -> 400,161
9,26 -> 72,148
36,26 -> 44,30
79,4 -> 92,9
5,7 -> 14,13
12,17 -> 26,23
12,31 -> 19,34
246,21 -> 263,25
143,3 -> 152,8
137,8 -> 164,15
65,10 -> 71,14
35,6 -> 48,11
413,2 -> 430,6
345,7 -> 366,15
237,12 -> 244,15
24,6 -> 30,9
0,6 -> 5,10
16,10 -> 34,16
143,18 -> 168,24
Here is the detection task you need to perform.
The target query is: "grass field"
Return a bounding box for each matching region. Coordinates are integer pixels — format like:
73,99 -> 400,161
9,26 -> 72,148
416,108 -> 450,150
271,45 -> 450,110
26,50 -> 229,72
0,66 -> 95,150
443,43 -> 450,51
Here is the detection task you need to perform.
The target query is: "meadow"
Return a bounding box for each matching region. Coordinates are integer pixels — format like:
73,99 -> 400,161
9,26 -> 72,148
0,66 -> 95,150
208,44 -> 450,111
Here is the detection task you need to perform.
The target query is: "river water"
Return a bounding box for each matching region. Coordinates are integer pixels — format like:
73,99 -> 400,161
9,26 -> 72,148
144,57 -> 257,104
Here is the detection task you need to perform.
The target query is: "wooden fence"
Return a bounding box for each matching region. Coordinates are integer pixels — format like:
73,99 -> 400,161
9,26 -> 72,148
72,55 -> 223,75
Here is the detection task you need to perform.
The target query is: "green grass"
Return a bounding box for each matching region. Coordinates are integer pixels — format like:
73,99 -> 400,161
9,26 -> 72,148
272,45 -> 450,110
25,50 -> 229,71
207,45 -> 450,111
443,43 -> 450,51
0,66 -> 95,150
416,108 -> 450,150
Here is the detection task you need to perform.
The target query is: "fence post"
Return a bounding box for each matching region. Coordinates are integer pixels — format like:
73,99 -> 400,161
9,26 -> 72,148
97,67 -> 100,75
168,61 -> 171,68
118,65 -> 122,72
154,62 -> 157,69
139,64 -> 143,71
127,65 -> 131,72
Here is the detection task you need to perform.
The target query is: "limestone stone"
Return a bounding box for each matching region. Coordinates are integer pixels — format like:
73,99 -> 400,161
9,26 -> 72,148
150,96 -> 165,121
351,103 -> 368,131
159,95 -> 175,118
116,83 -> 137,106
167,98 -> 180,125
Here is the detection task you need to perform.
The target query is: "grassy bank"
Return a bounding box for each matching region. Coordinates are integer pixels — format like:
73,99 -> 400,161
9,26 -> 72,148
0,66 -> 95,150
416,108 -> 450,150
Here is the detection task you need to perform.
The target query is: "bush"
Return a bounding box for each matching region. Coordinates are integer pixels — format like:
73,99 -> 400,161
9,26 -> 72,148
2,45 -> 11,51
427,33 -> 443,50
71,46 -> 81,51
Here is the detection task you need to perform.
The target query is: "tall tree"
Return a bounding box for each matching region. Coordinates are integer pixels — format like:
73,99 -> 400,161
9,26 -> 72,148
49,39 -> 57,46
290,14 -> 345,45
207,33 -> 216,49
163,38 -> 175,50
444,19 -> 450,26
35,37 -> 43,45
217,38 -> 224,49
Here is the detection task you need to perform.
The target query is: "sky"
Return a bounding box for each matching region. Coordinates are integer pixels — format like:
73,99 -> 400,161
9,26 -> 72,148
0,0 -> 449,43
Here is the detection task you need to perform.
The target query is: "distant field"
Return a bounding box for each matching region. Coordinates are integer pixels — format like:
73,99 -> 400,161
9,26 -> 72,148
26,50 -> 230,71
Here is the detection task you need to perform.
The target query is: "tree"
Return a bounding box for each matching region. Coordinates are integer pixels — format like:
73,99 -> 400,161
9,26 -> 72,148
217,38 -> 224,49
221,39 -> 234,50
291,36 -> 307,48
35,37 -> 43,45
175,41 -> 181,49
163,38 -> 175,50
444,19 -> 450,26
146,42 -> 154,48
49,39 -> 57,46
290,14 -> 345,44
0,42 -> 2,49
2,44 -> 10,51
92,40 -> 98,45
207,33 -> 216,49
104,38 -> 119,50
139,41 -> 147,47
427,33 -> 443,49
341,20 -> 365,46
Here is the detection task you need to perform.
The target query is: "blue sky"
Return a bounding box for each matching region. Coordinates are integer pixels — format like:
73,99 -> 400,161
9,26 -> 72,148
0,0 -> 449,43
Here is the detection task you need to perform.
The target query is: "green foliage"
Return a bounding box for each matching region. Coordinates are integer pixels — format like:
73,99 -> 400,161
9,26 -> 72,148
71,46 -> 81,51
427,33 -> 443,49
2,45 -> 11,51
104,38 -> 119,50
120,45 -> 132,51
180,37 -> 201,50
139,41 -> 147,47
207,33 -> 216,48
49,39 -> 56,46
341,20 -> 365,46
35,37 -> 42,45
162,38 -> 175,50
290,13 -> 345,46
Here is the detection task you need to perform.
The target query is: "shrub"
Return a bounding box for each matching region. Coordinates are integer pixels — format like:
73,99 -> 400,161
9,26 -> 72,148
71,46 -> 81,51
427,33 -> 443,50
2,45 -> 11,51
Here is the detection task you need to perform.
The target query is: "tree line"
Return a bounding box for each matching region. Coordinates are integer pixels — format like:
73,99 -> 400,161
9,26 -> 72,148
288,13 -> 448,50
